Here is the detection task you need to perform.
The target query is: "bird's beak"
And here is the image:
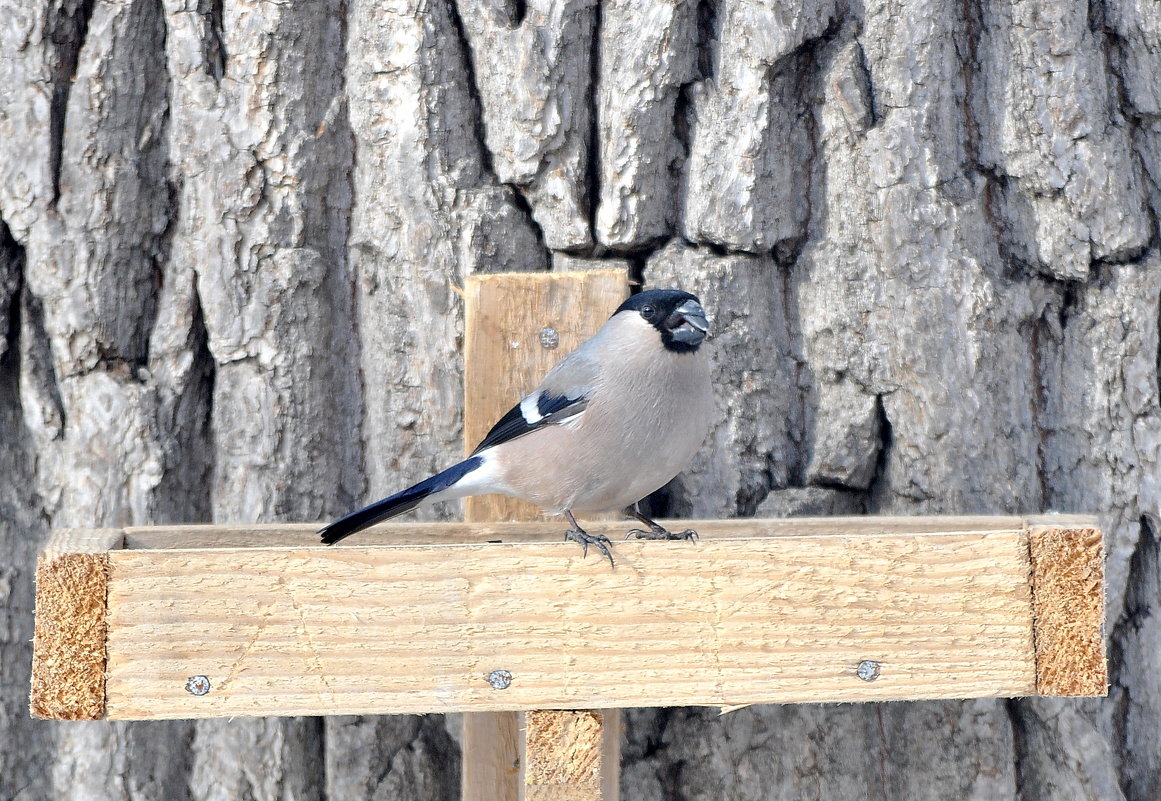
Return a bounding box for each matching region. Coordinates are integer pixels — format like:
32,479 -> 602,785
667,300 -> 710,346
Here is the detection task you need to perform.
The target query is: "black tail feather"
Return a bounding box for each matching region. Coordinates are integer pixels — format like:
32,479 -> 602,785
319,456 -> 484,544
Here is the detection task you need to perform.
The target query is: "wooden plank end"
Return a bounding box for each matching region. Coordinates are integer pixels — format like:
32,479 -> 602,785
525,710 -> 617,801
30,529 -> 123,720
1027,521 -> 1107,696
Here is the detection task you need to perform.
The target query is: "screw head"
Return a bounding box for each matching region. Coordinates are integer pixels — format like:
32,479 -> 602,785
538,326 -> 560,350
857,660 -> 881,682
186,675 -> 211,696
486,669 -> 513,690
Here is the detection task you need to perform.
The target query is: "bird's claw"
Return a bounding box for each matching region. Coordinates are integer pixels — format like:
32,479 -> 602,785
625,525 -> 699,542
565,528 -> 615,567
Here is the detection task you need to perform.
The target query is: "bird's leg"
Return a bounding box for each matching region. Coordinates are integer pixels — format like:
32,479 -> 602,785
563,509 -> 615,567
625,504 -> 699,542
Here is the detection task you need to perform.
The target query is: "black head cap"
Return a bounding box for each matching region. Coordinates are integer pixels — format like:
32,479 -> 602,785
614,288 -> 710,353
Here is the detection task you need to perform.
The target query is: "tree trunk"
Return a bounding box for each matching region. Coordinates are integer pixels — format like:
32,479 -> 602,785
1,1 -> 1157,799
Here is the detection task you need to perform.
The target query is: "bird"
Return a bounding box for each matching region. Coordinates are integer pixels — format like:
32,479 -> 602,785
319,288 -> 714,565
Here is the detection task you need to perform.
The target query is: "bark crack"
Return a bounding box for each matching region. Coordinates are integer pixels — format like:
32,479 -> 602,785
0,218 -> 22,364
444,0 -> 495,180
443,0 -> 550,257
854,32 -> 881,130
864,394 -> 894,510
1029,302 -> 1050,510
959,0 -> 983,169
770,12 -> 843,258
198,0 -> 227,83
875,704 -> 890,801
1005,698 -> 1031,801
584,0 -> 603,253
45,0 -> 97,206
1107,514 -> 1159,801
153,286 -> 215,524
501,183 -> 549,258
18,287 -> 67,439
499,0 -> 527,28
695,0 -> 717,82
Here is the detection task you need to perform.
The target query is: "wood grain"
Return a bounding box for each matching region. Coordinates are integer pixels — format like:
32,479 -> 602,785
525,710 -> 620,801
96,520 -> 1062,720
461,270 -> 628,523
1028,520 -> 1107,696
461,710 -> 522,801
119,515 -> 1033,550
461,271 -> 628,801
31,516 -> 1106,722
30,529 -> 124,720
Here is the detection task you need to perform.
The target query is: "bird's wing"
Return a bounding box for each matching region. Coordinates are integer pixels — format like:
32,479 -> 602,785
470,352 -> 600,455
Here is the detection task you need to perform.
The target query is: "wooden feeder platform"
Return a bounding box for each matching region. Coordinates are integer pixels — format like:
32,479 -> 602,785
28,272 -> 1108,800
32,514 -> 1105,724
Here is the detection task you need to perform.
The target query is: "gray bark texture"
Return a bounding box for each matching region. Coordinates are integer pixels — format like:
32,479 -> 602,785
1,0 -> 1158,799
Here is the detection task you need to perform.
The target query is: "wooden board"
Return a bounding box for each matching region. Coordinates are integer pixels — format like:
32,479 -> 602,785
462,271 -> 628,801
461,270 -> 628,522
27,515 -> 1106,721
119,514 -> 1038,549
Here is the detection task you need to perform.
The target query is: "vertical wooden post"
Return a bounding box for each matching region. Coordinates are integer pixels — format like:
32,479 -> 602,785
461,710 -> 522,800
460,271 -> 627,801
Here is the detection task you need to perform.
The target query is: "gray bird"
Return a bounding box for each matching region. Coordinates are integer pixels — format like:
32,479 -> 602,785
319,288 -> 714,565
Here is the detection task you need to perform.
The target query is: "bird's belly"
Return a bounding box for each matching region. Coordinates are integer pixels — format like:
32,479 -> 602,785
567,444 -> 692,513
496,353 -> 713,516
498,411 -> 703,514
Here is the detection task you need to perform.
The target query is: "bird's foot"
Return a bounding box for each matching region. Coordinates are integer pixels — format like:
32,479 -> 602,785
564,527 -> 615,567
626,522 -> 699,542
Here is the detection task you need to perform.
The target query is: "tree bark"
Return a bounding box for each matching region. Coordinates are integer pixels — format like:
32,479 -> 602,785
1,1 -> 1158,799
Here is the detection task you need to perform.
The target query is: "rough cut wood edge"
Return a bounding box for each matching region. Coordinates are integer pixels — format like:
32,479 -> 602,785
1026,517 -> 1107,696
30,529 -> 124,720
524,710 -> 620,801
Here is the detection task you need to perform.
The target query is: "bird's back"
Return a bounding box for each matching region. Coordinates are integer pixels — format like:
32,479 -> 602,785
495,312 -> 713,514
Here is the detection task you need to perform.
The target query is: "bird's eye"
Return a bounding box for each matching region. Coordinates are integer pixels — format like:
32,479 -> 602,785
641,304 -> 655,316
